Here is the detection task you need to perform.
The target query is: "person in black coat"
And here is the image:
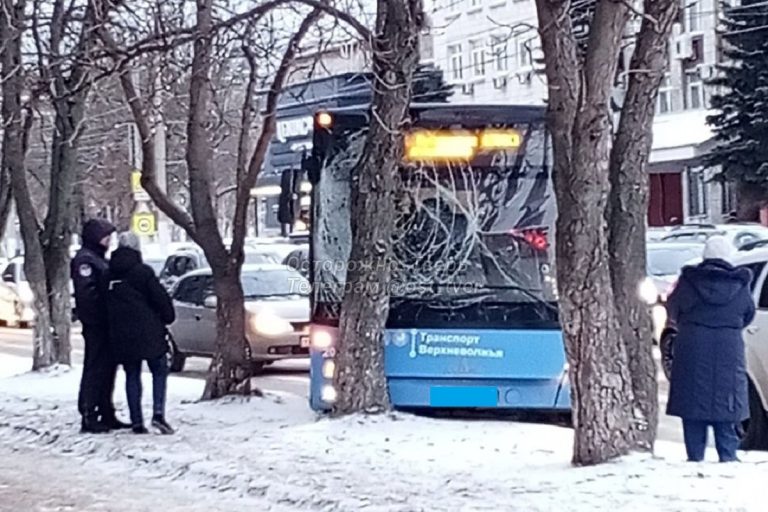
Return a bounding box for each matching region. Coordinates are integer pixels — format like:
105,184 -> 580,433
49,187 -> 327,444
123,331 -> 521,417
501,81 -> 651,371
105,232 -> 176,435
71,218 -> 130,433
666,235 -> 756,462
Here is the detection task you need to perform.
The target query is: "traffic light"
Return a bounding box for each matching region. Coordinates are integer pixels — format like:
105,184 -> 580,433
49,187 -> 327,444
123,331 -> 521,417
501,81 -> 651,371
277,169 -> 295,225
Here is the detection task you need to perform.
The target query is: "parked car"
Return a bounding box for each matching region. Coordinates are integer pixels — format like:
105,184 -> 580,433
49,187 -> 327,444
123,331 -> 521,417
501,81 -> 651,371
167,264 -> 310,372
642,242 -> 705,303
248,242 -> 300,263
660,223 -> 768,250
646,227 -> 673,242
282,246 -> 309,278
0,257 -> 34,328
641,242 -> 705,342
159,246 -> 279,290
739,239 -> 768,252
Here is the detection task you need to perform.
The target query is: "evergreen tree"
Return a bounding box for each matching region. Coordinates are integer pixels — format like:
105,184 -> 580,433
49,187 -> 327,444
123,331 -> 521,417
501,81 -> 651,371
705,0 -> 768,219
412,63 -> 453,102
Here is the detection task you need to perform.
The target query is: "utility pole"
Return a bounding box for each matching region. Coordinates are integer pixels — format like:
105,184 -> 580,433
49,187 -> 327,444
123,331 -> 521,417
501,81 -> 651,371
152,71 -> 171,248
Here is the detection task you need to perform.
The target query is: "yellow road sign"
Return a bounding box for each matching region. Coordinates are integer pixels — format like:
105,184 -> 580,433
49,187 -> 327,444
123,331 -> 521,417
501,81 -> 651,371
131,212 -> 156,236
131,171 -> 143,194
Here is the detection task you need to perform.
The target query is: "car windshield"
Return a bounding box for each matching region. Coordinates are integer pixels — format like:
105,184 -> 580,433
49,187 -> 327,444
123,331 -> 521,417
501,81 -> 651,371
647,246 -> 703,276
242,268 -> 308,298
146,259 -> 165,276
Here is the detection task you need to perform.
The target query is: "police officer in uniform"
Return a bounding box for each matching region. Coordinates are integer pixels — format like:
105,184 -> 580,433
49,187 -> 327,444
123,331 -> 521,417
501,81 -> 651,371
71,219 -> 130,433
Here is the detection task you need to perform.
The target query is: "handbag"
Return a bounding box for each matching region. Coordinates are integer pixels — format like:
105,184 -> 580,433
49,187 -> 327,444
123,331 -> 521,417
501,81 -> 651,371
660,326 -> 677,382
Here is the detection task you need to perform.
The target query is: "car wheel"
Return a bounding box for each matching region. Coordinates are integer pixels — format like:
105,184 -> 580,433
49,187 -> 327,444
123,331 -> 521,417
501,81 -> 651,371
740,380 -> 768,451
169,351 -> 187,373
249,361 -> 265,375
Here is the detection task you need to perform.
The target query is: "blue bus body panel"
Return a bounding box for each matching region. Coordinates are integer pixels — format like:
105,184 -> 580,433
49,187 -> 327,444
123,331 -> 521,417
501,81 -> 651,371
384,328 -> 568,409
309,327 -> 569,411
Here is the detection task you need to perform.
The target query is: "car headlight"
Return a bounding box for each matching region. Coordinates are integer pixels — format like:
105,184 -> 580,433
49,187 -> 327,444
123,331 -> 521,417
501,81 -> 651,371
638,278 -> 658,305
17,287 -> 34,304
249,309 -> 292,336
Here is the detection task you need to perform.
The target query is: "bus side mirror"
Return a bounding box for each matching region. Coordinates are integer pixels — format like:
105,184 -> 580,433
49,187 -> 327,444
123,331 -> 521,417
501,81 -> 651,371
303,154 -> 320,185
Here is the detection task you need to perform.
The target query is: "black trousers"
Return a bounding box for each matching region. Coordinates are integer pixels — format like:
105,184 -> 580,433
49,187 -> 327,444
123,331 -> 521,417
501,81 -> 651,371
78,324 -> 117,419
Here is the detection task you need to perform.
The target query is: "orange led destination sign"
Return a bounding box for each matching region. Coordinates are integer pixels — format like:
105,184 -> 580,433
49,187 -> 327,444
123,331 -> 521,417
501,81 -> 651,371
404,129 -> 522,162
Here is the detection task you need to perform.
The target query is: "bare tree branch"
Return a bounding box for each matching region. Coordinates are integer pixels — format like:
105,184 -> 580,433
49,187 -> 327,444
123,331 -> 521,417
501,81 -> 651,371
230,7 -> 323,258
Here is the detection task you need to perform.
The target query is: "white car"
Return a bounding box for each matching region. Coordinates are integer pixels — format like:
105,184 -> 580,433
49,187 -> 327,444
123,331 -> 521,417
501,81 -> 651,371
728,249 -> 768,449
642,242 -> 705,341
0,257 -> 34,328
662,249 -> 768,449
660,223 -> 768,250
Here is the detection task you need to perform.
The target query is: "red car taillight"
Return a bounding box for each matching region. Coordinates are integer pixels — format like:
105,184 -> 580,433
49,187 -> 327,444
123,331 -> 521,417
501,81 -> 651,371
510,228 -> 550,252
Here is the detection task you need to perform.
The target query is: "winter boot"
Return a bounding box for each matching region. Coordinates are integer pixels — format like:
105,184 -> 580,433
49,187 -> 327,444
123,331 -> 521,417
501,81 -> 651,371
132,425 -> 149,435
102,415 -> 132,430
81,414 -> 110,434
151,415 -> 175,435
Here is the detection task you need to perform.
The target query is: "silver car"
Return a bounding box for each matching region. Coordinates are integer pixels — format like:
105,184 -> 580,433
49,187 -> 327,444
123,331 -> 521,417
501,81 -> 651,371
167,264 -> 310,372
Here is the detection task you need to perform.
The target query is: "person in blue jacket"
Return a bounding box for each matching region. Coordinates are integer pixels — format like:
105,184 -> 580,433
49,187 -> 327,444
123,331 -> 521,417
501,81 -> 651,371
666,235 -> 756,462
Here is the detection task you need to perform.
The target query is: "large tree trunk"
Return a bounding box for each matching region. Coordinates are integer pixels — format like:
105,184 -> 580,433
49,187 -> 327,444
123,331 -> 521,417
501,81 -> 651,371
0,169 -> 11,243
1,0 -> 57,370
332,0 -> 423,414
608,0 -> 680,452
536,0 -> 635,465
203,267 -> 252,399
186,0 -> 246,398
39,95 -> 87,365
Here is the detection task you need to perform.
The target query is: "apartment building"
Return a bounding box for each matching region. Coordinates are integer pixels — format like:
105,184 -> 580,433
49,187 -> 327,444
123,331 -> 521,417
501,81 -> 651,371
429,0 -> 734,226
429,0 -> 547,105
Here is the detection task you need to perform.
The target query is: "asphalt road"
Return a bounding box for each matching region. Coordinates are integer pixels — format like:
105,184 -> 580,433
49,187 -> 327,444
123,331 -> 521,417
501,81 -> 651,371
0,326 -> 309,398
0,326 -> 682,443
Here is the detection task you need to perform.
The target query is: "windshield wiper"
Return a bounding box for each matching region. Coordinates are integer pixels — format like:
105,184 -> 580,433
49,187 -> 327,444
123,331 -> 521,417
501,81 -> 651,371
244,293 -> 305,299
393,283 -> 558,312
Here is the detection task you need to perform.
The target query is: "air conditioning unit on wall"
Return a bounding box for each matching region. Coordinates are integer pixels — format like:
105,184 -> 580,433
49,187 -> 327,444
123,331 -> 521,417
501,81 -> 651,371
673,34 -> 694,60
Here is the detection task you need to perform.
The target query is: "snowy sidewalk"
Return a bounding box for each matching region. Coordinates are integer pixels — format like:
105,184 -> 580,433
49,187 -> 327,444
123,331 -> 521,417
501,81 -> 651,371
0,443 -> 286,512
1,353 -> 767,512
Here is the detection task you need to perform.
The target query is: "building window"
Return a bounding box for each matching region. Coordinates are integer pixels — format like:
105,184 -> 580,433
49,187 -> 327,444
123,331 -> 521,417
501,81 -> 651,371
722,181 -> 737,216
490,35 -> 508,73
657,74 -> 673,114
685,0 -> 701,32
687,168 -> 708,217
684,68 -> 703,110
470,40 -> 485,77
519,39 -> 531,68
447,0 -> 462,12
448,44 -> 463,80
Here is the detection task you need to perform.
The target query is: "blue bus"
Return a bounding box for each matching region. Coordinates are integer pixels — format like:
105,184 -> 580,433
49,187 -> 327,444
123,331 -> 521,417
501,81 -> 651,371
303,104 -> 569,412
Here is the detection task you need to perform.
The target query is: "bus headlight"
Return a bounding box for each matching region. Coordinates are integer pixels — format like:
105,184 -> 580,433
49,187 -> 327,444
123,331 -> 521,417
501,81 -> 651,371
250,309 -> 292,336
322,359 -> 336,379
321,385 -> 337,403
638,278 -> 658,305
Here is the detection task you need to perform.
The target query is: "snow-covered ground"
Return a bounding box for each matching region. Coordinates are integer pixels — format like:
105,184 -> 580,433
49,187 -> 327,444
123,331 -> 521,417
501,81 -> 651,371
1,353 -> 766,512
